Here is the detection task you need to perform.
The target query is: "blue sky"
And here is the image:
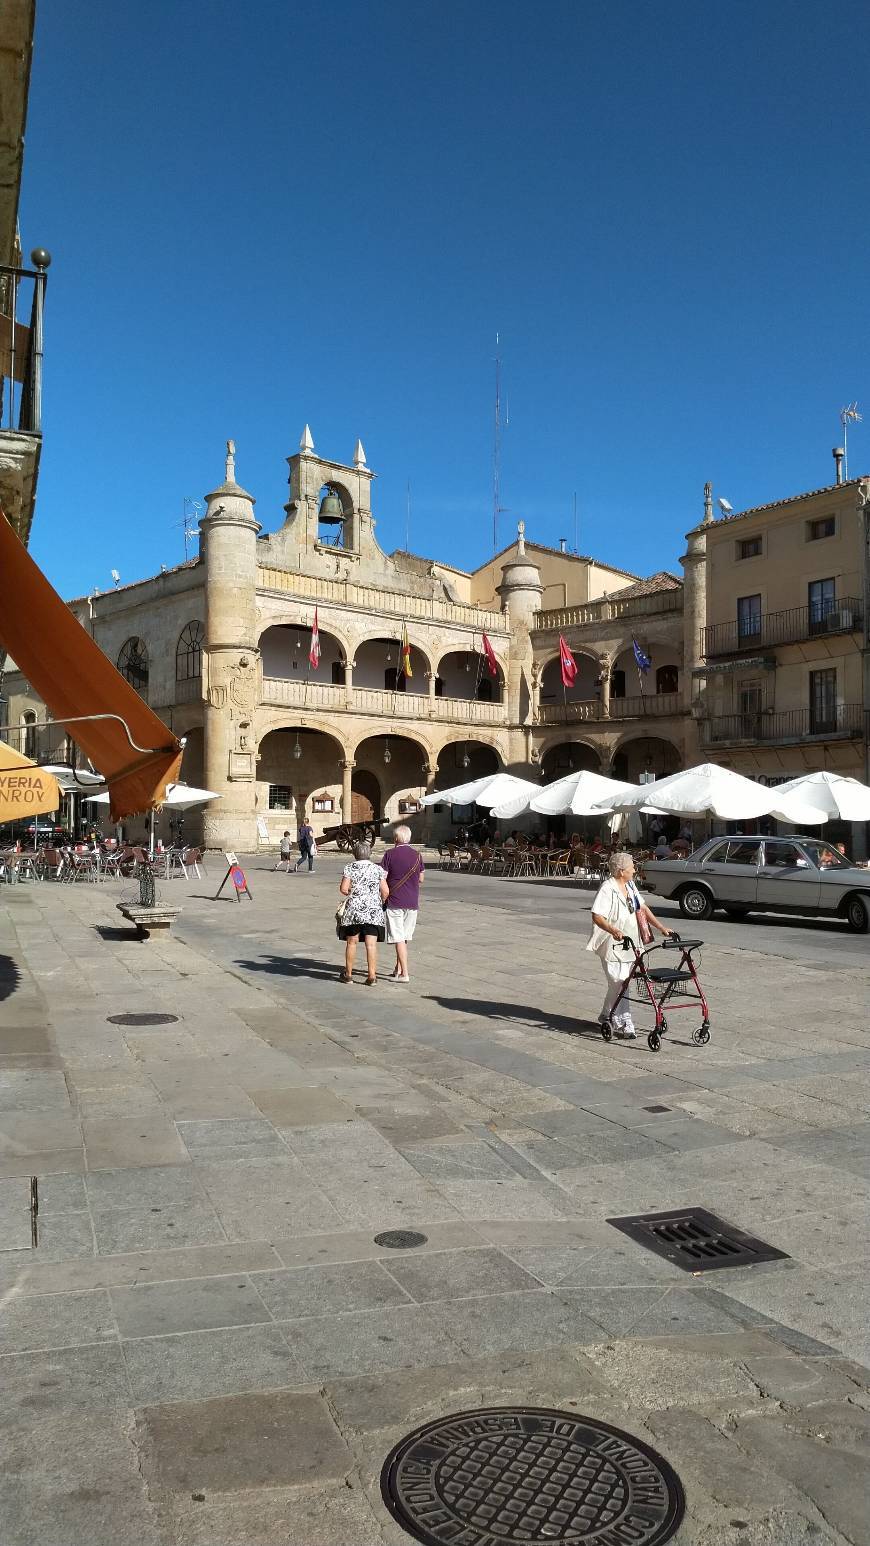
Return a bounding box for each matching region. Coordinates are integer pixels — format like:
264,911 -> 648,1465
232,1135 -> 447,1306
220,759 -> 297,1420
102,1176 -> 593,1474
20,0 -> 869,597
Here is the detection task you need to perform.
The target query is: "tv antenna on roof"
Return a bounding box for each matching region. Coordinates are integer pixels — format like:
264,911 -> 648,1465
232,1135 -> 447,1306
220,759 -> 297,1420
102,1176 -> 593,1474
176,497 -> 203,561
840,403 -> 862,478
110,569 -> 120,588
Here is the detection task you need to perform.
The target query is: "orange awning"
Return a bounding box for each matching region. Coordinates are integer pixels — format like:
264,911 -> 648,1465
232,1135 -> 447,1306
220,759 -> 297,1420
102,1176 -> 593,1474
0,512 -> 182,820
0,744 -> 60,825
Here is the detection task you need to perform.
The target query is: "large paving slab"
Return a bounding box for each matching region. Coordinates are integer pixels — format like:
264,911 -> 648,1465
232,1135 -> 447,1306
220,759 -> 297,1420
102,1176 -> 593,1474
0,862 -> 867,1544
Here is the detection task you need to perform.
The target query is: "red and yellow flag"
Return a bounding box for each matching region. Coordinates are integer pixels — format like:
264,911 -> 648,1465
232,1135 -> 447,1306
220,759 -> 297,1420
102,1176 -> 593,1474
401,623 -> 413,678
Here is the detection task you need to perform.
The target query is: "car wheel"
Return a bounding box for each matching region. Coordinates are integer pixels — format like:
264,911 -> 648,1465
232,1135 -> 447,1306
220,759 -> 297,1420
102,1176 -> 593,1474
723,906 -> 751,919
845,894 -> 870,934
678,884 -> 713,920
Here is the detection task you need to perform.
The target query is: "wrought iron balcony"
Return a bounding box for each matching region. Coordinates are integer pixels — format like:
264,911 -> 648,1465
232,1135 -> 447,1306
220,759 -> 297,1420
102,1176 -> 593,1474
700,704 -> 864,747
701,598 -> 863,658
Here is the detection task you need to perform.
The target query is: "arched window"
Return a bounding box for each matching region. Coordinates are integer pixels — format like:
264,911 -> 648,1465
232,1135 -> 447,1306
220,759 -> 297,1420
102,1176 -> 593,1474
176,621 -> 204,681
117,637 -> 149,696
22,709 -> 37,760
656,664 -> 679,695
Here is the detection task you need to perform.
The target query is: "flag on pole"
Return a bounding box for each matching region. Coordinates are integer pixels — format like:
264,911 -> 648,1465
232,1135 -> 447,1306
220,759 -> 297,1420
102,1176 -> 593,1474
632,637 -> 651,674
309,608 -> 321,669
558,635 -> 577,688
401,623 -> 413,678
481,632 -> 499,678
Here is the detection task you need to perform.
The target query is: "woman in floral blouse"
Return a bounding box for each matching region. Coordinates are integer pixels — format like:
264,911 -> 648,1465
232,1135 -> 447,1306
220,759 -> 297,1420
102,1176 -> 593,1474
338,840 -> 389,984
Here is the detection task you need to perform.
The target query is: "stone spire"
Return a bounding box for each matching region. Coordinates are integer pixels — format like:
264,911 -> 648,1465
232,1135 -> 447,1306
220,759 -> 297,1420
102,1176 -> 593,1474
516,519 -> 526,556
353,438 -> 366,468
300,424 -> 314,454
225,439 -> 236,483
703,482 -> 713,523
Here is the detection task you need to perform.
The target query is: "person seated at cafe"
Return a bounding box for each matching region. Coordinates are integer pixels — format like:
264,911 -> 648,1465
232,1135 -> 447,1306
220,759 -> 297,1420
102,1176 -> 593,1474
654,836 -> 674,859
670,835 -> 690,856
502,831 -> 518,852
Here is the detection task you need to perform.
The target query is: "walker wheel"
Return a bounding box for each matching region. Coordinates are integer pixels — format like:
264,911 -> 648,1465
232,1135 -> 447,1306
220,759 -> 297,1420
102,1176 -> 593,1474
692,1025 -> 711,1046
648,1032 -> 661,1053
601,1022 -> 613,1042
659,1017 -> 668,1034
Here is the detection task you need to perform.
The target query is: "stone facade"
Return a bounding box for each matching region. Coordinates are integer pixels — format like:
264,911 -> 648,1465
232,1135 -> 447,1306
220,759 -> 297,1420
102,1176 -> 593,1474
1,429 -> 700,847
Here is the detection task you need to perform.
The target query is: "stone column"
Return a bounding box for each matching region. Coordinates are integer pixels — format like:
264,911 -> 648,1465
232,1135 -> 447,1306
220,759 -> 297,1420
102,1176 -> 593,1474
201,442 -> 261,852
496,522 -> 543,741
427,671 -> 437,717
598,657 -> 611,720
681,503 -> 709,766
422,763 -> 438,844
343,660 -> 354,710
340,759 -> 355,818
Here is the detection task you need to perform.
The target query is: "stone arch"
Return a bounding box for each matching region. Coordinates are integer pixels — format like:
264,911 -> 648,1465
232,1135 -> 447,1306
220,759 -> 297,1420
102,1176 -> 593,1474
256,713 -> 352,757
611,734 -> 681,784
434,647 -> 505,703
610,639 -> 681,702
433,728 -> 506,763
259,621 -> 349,682
433,737 -> 501,789
538,647 -> 600,707
351,632 -> 434,691
540,740 -> 603,782
352,731 -> 432,826
256,724 -> 347,832
348,723 -> 433,763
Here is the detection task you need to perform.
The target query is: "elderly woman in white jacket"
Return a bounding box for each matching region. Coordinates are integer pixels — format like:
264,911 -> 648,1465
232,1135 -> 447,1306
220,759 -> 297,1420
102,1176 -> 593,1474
588,850 -> 671,1037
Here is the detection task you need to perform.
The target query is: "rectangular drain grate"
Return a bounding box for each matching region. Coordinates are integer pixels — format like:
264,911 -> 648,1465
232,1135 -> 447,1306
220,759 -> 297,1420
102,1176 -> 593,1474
606,1206 -> 789,1273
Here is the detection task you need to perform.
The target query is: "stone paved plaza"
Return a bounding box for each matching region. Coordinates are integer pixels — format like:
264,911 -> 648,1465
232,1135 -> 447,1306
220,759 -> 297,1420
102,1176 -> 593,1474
0,854 -> 868,1545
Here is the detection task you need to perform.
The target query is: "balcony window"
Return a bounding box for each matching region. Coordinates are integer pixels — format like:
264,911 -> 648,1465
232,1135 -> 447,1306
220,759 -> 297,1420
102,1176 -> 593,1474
656,665 -> 678,695
117,637 -> 149,697
808,578 -> 836,634
737,536 -> 762,559
809,669 -> 837,735
807,516 -> 835,541
736,594 -> 761,641
268,784 -> 292,809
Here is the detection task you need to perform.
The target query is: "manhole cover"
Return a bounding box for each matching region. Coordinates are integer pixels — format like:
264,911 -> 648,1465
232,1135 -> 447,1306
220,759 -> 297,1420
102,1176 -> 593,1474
381,1407 -> 684,1545
106,1013 -> 179,1027
644,1105 -> 671,1113
373,1229 -> 428,1250
607,1207 -> 789,1273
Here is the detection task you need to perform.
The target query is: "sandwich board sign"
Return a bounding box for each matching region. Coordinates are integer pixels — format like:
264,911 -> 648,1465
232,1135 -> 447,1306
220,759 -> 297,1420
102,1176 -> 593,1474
214,851 -> 253,901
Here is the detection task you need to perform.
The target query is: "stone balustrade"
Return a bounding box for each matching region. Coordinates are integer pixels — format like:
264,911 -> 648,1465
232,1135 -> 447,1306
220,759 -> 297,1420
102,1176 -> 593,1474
261,676 -> 508,724
534,589 -> 682,632
258,566 -> 508,634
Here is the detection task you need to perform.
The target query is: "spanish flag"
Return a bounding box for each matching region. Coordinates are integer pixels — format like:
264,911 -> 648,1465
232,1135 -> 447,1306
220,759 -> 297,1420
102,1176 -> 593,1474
401,624 -> 413,678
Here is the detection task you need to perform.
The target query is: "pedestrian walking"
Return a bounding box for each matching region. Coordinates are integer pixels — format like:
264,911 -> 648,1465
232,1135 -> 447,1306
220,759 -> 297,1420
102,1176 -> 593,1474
380,824 -> 424,983
588,851 -> 671,1038
294,816 -> 316,872
274,830 -> 293,872
337,840 -> 389,984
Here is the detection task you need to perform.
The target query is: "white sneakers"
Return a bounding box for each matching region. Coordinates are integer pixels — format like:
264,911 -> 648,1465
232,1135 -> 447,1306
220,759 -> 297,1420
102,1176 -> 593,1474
616,1013 -> 637,1039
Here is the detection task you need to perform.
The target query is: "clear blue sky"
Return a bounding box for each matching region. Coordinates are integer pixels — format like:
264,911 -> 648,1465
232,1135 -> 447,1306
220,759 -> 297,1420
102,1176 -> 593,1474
21,0 -> 869,597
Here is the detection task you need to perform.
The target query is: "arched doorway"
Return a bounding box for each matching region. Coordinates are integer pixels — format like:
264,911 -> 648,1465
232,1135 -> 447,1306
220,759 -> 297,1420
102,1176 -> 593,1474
612,736 -> 681,784
540,740 -> 601,782
351,768 -> 381,823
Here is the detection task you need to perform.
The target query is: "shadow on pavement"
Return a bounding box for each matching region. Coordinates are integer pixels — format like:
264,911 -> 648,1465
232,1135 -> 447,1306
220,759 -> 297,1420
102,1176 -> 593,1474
0,954 -> 21,1001
235,954 -> 341,982
424,994 -> 600,1038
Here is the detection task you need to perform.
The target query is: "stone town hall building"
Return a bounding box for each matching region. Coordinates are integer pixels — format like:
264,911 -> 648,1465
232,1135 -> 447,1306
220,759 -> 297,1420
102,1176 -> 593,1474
5,428 -> 704,848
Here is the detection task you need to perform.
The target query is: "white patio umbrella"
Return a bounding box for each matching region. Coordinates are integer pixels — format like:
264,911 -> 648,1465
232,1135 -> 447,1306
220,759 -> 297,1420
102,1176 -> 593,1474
592,762 -> 823,826
420,773 -> 539,809
41,765 -> 107,795
84,783 -> 221,812
771,770 -> 870,823
490,769 -> 639,821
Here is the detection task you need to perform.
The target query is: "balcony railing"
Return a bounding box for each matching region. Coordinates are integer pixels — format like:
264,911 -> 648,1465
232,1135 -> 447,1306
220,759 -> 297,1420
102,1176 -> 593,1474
261,676 -> 508,724
701,598 -> 863,658
537,692 -> 683,725
700,704 -> 864,746
535,588 -> 682,632
1,257 -> 48,437
257,566 -> 508,634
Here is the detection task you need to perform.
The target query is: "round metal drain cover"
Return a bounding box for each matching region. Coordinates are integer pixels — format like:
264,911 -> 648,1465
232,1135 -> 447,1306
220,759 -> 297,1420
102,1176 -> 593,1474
373,1229 -> 428,1250
106,1013 -> 179,1027
381,1407 -> 684,1545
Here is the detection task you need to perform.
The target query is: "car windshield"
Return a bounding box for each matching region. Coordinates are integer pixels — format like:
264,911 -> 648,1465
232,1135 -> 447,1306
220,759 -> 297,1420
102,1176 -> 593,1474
798,840 -> 852,870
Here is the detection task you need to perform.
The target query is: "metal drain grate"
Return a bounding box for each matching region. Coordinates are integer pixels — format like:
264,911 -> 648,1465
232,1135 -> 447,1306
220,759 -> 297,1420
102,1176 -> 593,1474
607,1207 -> 789,1273
107,1013 -> 179,1027
382,1407 -> 685,1545
374,1229 -> 428,1250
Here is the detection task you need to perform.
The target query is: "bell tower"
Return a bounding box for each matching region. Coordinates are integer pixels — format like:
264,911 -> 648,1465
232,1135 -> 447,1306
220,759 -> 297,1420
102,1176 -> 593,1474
282,426 -> 375,556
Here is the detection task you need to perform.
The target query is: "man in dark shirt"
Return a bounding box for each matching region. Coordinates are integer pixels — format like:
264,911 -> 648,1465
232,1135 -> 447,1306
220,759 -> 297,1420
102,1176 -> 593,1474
294,817 -> 316,872
380,824 -> 424,983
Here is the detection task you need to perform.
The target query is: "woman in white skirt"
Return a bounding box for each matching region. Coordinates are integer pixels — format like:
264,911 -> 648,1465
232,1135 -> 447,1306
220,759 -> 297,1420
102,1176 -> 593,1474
588,851 -> 671,1037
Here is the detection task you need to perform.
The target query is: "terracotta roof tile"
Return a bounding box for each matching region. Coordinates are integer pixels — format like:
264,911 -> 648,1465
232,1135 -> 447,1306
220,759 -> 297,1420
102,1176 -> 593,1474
688,476 -> 868,533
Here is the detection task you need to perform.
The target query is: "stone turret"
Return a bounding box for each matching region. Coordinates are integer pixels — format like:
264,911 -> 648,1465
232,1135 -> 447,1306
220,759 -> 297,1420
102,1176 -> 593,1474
200,441 -> 261,850
497,522 -> 543,746
680,485 -> 710,759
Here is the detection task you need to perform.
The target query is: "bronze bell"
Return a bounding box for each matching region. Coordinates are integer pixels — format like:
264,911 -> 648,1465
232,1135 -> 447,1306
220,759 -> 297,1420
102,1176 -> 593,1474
318,491 -> 344,524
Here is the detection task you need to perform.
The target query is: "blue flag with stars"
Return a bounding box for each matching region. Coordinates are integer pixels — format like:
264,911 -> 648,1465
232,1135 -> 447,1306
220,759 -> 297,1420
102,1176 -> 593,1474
632,637 -> 651,673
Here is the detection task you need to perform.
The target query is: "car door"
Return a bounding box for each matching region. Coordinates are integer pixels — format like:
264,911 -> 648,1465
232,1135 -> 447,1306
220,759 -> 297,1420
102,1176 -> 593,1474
717,839 -> 762,905
756,841 -> 821,913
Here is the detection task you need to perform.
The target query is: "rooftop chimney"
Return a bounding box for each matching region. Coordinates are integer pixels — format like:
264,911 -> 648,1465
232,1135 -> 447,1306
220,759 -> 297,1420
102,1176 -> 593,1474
559,537 -> 567,553
833,446 -> 845,485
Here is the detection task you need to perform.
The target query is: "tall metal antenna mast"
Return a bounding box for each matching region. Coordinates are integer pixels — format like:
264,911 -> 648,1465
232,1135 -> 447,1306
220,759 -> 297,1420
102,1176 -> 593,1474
493,334 -> 501,551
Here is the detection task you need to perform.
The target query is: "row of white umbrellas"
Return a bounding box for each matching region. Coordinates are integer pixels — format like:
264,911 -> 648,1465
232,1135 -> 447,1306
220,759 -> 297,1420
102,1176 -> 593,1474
421,766 -> 870,825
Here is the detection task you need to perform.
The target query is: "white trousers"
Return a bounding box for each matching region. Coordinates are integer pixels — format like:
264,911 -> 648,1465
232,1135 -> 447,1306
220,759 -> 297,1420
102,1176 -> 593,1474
600,957 -> 632,1023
